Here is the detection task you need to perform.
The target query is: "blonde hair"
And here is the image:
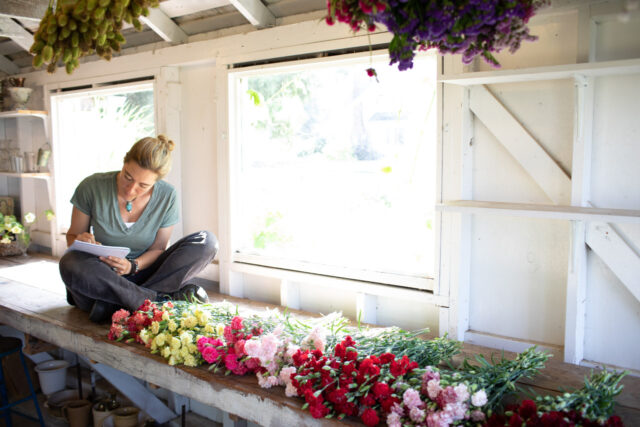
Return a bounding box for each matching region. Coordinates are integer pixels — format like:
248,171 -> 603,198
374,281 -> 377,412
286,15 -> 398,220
124,134 -> 175,179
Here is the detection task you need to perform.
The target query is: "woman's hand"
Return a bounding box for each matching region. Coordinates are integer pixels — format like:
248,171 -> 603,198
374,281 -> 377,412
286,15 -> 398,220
75,232 -> 100,245
100,256 -> 131,276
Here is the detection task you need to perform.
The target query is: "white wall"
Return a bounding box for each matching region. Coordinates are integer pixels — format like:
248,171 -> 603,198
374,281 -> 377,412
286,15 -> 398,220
440,1 -> 640,371
18,0 -> 640,371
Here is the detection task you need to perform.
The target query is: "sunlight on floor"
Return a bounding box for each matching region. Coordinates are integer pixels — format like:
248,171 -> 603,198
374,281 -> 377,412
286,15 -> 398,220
0,260 -> 65,295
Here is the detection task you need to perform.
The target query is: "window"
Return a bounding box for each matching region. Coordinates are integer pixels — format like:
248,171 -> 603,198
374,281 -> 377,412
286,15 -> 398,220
230,53 -> 437,288
51,83 -> 155,232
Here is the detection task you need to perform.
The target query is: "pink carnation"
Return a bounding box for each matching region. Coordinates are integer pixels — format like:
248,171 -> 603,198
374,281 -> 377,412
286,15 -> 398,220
454,384 -> 469,402
427,379 -> 442,400
442,386 -> 458,404
230,316 -> 243,331
409,406 -> 426,423
279,366 -> 296,385
111,309 -> 130,323
386,412 -> 402,427
402,388 -> 423,410
202,346 -> 221,364
257,374 -> 281,388
471,410 -> 486,421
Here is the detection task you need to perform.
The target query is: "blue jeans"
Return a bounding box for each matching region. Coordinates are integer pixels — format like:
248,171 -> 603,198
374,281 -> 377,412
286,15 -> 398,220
59,230 -> 218,312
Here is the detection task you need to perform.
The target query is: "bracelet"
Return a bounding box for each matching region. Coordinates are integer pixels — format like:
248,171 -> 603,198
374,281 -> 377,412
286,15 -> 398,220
128,258 -> 139,275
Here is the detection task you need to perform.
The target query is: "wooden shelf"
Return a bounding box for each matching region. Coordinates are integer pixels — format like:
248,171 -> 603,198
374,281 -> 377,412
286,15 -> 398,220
439,58 -> 640,85
436,200 -> 640,224
0,110 -> 48,120
0,171 -> 50,180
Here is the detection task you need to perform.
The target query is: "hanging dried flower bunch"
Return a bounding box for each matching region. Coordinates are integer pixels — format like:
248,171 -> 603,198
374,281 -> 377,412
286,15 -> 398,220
29,0 -> 159,74
326,0 -> 550,71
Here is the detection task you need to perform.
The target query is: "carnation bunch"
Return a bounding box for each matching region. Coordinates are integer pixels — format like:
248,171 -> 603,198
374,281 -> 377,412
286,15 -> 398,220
197,315 -> 264,375
290,335 -> 422,425
485,398 -> 624,427
388,367 -> 488,426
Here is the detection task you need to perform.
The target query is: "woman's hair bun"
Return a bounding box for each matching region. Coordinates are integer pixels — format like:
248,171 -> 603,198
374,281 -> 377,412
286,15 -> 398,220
157,134 -> 175,152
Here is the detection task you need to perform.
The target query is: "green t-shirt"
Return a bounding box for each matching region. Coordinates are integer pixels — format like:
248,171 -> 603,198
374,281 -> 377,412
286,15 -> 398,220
70,171 -> 179,258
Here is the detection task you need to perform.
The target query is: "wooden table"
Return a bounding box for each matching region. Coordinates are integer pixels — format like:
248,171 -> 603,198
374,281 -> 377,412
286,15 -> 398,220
0,254 -> 637,426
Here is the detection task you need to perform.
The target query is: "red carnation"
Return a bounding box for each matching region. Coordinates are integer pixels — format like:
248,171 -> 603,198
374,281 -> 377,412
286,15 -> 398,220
360,394 -> 375,407
361,408 -> 380,426
379,353 -> 395,364
606,415 -> 624,427
519,399 -> 537,419
372,382 -> 391,399
309,403 -> 330,418
508,413 -> 523,426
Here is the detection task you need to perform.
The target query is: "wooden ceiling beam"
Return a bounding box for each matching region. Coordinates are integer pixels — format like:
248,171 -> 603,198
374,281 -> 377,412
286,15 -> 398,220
228,0 -> 275,28
139,7 -> 188,43
0,0 -> 46,22
0,54 -> 20,74
0,17 -> 34,52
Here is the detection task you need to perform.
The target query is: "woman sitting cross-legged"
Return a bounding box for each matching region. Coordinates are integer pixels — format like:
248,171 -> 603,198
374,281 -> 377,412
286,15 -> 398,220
59,134 -> 218,323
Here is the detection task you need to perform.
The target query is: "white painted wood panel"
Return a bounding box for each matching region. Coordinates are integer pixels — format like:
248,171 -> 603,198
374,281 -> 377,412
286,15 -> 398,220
470,9 -> 579,72
469,215 -> 568,346
179,64 -> 219,237
594,16 -> 640,62
470,85 -> 571,204
586,222 -> 640,302
583,252 -> 640,370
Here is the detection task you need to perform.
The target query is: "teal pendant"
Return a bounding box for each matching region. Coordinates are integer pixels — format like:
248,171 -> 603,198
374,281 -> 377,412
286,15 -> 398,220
125,201 -> 133,212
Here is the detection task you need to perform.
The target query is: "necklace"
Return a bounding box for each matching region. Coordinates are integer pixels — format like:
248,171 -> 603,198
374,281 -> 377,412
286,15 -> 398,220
125,201 -> 133,212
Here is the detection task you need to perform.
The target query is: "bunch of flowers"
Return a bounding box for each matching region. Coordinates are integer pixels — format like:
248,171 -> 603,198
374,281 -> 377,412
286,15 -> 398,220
289,335 -> 423,425
325,0 -> 550,71
388,367 -> 488,426
485,399 -> 623,427
108,299 -> 161,342
197,315 -> 265,375
109,299 -> 236,366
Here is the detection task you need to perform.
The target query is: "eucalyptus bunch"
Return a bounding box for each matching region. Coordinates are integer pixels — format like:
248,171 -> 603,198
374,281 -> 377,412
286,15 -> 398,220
30,0 -> 159,74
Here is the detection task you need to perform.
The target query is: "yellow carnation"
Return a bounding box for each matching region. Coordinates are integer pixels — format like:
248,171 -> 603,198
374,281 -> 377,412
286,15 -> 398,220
170,336 -> 181,350
183,354 -> 197,367
216,324 -> 225,337
168,319 -> 177,332
162,346 -> 171,359
204,324 -> 215,335
162,311 -> 170,321
180,331 -> 192,346
154,334 -> 166,347
151,321 -> 160,335
182,316 -> 197,329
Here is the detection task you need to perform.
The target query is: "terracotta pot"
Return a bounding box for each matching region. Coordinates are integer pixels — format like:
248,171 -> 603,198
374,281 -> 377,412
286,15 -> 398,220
111,406 -> 140,427
62,399 -> 91,427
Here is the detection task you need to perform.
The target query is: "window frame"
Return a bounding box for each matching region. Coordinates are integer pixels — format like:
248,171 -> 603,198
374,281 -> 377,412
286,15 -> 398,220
48,79 -> 157,235
224,49 -> 438,291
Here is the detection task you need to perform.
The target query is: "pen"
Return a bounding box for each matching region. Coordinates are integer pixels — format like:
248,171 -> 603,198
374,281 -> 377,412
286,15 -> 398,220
90,225 -> 94,235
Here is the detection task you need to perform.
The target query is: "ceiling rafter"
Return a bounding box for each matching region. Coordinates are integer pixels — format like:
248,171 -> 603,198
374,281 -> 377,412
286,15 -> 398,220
140,7 -> 188,43
0,54 -> 20,74
0,17 -> 34,52
229,0 -> 275,28
0,0 -> 45,22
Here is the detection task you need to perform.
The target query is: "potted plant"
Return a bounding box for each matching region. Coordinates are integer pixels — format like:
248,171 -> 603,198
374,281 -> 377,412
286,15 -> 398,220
0,210 -> 54,256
